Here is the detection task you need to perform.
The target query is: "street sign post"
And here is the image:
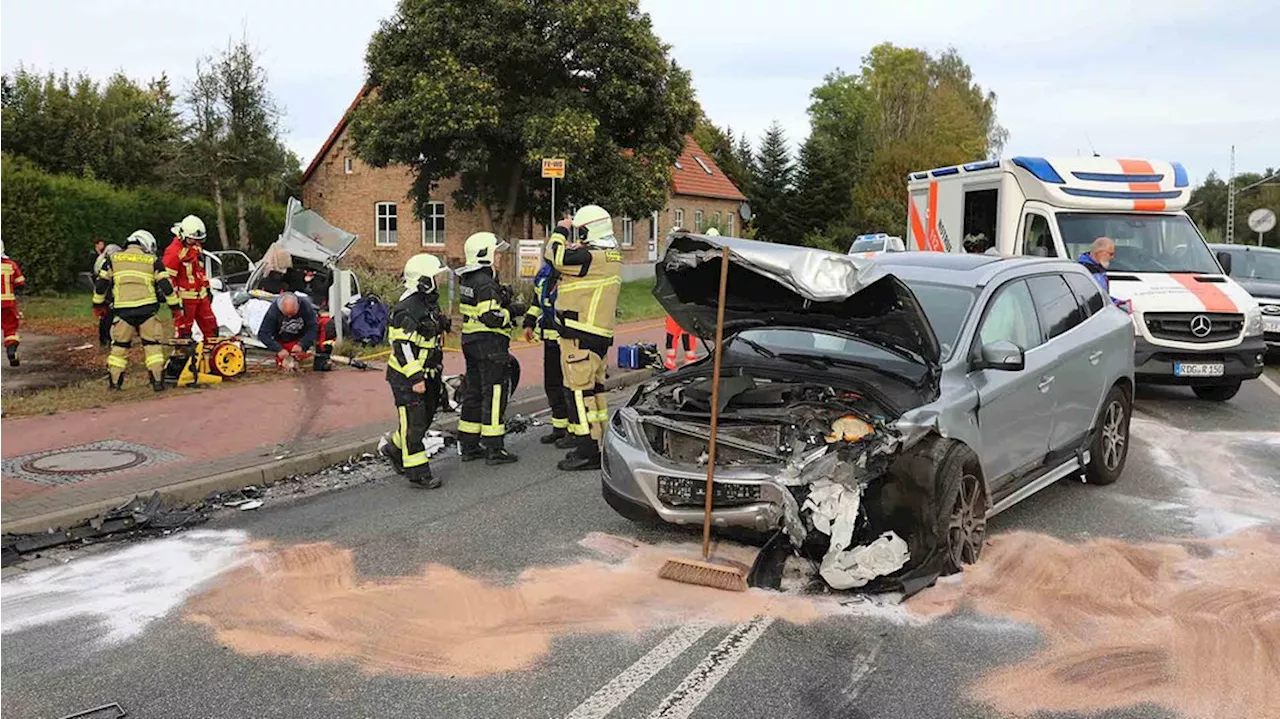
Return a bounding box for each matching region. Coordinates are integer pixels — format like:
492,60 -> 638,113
541,159 -> 566,238
1248,208 -> 1276,247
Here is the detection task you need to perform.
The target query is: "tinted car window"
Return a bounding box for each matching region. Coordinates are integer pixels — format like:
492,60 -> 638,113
1064,272 -> 1106,316
1027,275 -> 1085,339
978,280 -> 1043,351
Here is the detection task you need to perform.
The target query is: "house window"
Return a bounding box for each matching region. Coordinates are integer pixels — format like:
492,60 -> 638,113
694,210 -> 704,231
621,217 -> 634,248
694,156 -> 713,175
726,213 -> 735,236
713,212 -> 722,231
422,202 -> 445,246
344,157 -> 353,174
674,208 -> 685,230
376,202 -> 398,246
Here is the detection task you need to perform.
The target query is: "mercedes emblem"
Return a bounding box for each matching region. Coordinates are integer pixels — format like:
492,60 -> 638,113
1189,314 -> 1213,338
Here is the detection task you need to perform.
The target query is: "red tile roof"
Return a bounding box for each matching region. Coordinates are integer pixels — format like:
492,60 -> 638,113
302,91 -> 747,204
671,135 -> 747,201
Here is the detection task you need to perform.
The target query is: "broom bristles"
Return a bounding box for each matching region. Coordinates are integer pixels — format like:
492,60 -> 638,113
659,557 -> 750,592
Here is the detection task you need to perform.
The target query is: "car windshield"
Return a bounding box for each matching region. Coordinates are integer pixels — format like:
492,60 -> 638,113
1057,212 -> 1221,274
731,328 -> 927,384
898,280 -> 975,362
1246,252 -> 1280,281
850,238 -> 885,253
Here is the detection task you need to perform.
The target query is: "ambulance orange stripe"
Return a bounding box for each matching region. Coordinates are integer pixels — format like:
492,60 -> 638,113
909,196 -> 928,251
926,181 -> 944,252
1169,273 -> 1237,313
1118,159 -> 1165,212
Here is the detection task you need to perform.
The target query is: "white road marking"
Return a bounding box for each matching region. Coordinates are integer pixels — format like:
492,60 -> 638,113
647,616 -> 775,719
1259,372 -> 1280,399
564,621 -> 714,719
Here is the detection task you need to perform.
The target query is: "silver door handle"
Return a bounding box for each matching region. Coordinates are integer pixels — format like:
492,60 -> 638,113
1038,376 -> 1055,392
1089,350 -> 1103,365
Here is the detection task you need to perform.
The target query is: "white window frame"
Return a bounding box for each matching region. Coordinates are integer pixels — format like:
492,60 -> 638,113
726,213 -> 735,236
694,209 -> 704,231
375,202 -> 398,246
713,211 -> 722,230
621,217 -> 634,248
421,201 -> 445,246
674,208 -> 685,230
344,157 -> 353,174
694,156 -> 713,175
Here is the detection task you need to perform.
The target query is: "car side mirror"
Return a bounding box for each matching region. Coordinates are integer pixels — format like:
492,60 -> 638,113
1215,251 -> 1233,275
977,340 -> 1025,371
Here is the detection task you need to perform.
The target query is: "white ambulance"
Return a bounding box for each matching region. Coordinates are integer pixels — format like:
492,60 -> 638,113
905,156 -> 1266,401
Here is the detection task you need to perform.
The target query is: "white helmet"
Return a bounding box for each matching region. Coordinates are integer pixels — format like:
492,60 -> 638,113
172,215 -> 207,243
572,205 -> 617,248
404,253 -> 446,293
126,229 -> 158,254
463,232 -> 508,267
705,227 -> 720,237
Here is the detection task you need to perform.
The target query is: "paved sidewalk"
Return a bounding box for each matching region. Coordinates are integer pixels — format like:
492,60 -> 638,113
1,319 -> 676,532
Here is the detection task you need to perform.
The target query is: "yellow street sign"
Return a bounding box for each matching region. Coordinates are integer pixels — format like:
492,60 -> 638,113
541,158 -> 566,179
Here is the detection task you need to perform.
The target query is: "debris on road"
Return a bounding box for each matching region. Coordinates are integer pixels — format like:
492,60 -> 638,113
57,702 -> 126,719
237,500 -> 264,511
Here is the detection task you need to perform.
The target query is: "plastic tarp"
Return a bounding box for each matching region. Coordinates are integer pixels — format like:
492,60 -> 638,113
211,292 -> 244,337
803,479 -> 911,589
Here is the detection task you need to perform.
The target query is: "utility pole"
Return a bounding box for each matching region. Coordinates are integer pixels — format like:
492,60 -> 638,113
1226,145 -> 1236,244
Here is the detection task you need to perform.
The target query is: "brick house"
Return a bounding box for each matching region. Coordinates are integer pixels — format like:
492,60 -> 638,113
300,90 -> 747,281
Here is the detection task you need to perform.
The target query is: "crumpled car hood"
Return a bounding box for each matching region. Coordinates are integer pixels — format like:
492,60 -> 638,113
654,233 -> 941,366
272,197 -> 359,265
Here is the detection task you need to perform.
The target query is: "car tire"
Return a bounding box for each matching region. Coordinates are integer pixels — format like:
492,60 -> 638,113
1085,385 -> 1131,486
1192,382 -> 1241,401
936,444 -> 986,574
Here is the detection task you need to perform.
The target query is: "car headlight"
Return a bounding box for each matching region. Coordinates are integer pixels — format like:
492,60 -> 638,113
1244,307 -> 1263,336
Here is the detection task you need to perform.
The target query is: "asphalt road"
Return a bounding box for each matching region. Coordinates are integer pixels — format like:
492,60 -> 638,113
3,364 -> 1279,719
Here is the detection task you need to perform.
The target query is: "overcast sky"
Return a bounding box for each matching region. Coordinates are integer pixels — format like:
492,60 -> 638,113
3,0 -> 1277,184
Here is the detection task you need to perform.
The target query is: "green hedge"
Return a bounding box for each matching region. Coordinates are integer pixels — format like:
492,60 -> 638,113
1,154 -> 285,290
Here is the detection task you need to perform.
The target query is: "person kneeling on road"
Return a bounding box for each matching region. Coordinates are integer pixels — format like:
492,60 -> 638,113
551,205 -> 623,472
379,254 -> 451,489
258,292 -> 332,371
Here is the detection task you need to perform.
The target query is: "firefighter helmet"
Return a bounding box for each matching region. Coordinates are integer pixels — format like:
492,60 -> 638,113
126,229 -> 158,254
572,205 -> 616,248
172,215 -> 207,242
705,227 -> 721,236
404,253 -> 446,293
463,232 -> 508,267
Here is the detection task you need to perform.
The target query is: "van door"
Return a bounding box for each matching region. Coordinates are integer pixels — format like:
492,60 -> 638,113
1016,208 -> 1061,259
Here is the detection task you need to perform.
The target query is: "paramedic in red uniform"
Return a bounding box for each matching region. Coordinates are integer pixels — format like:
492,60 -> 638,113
163,215 -> 218,341
1,240 -> 26,367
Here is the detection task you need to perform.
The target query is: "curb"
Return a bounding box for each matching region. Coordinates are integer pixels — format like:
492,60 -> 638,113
1,367 -> 656,536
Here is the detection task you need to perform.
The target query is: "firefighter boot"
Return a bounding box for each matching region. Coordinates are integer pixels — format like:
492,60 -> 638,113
407,464 -> 441,489
555,433 -> 579,450
151,377 -> 166,392
540,427 -> 568,445
485,447 -> 519,466
108,373 -> 125,391
6,343 -> 18,367
378,435 -> 406,475
459,441 -> 485,462
558,438 -> 602,472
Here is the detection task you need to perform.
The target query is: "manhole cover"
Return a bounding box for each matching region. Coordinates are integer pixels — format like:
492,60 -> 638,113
23,449 -> 149,476
2,440 -> 185,486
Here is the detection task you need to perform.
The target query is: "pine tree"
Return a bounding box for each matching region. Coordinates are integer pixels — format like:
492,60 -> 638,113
792,133 -> 852,239
751,122 -> 795,243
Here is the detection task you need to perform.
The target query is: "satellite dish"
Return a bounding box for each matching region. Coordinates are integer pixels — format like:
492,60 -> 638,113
738,202 -> 752,220
1247,208 -> 1276,234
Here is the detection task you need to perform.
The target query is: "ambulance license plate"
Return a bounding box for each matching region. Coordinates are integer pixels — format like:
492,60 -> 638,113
1174,362 -> 1224,377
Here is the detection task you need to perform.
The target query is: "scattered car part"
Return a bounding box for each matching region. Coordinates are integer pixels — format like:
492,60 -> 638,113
58,703 -> 126,719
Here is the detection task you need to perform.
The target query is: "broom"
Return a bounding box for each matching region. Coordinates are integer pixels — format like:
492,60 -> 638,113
658,245 -> 751,592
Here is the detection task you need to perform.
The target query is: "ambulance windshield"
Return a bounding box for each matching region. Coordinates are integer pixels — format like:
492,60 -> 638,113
1057,213 -> 1222,274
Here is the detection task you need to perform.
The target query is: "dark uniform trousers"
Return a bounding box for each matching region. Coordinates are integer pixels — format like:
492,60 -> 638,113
459,334 -> 511,450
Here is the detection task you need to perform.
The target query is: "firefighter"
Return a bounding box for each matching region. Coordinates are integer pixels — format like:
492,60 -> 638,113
550,205 -> 623,471
93,230 -> 181,391
93,243 -> 122,347
379,253 -> 451,488
523,233 -> 572,447
163,215 -> 218,342
457,232 -> 522,465
1,240 -> 26,367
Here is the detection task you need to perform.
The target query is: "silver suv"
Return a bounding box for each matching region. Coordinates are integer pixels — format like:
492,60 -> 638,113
602,235 -> 1135,591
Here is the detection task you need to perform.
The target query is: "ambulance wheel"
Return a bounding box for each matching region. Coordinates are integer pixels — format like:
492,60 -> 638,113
1192,382 -> 1240,401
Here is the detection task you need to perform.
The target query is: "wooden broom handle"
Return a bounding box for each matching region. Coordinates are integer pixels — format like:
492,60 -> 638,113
702,246 -> 730,560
